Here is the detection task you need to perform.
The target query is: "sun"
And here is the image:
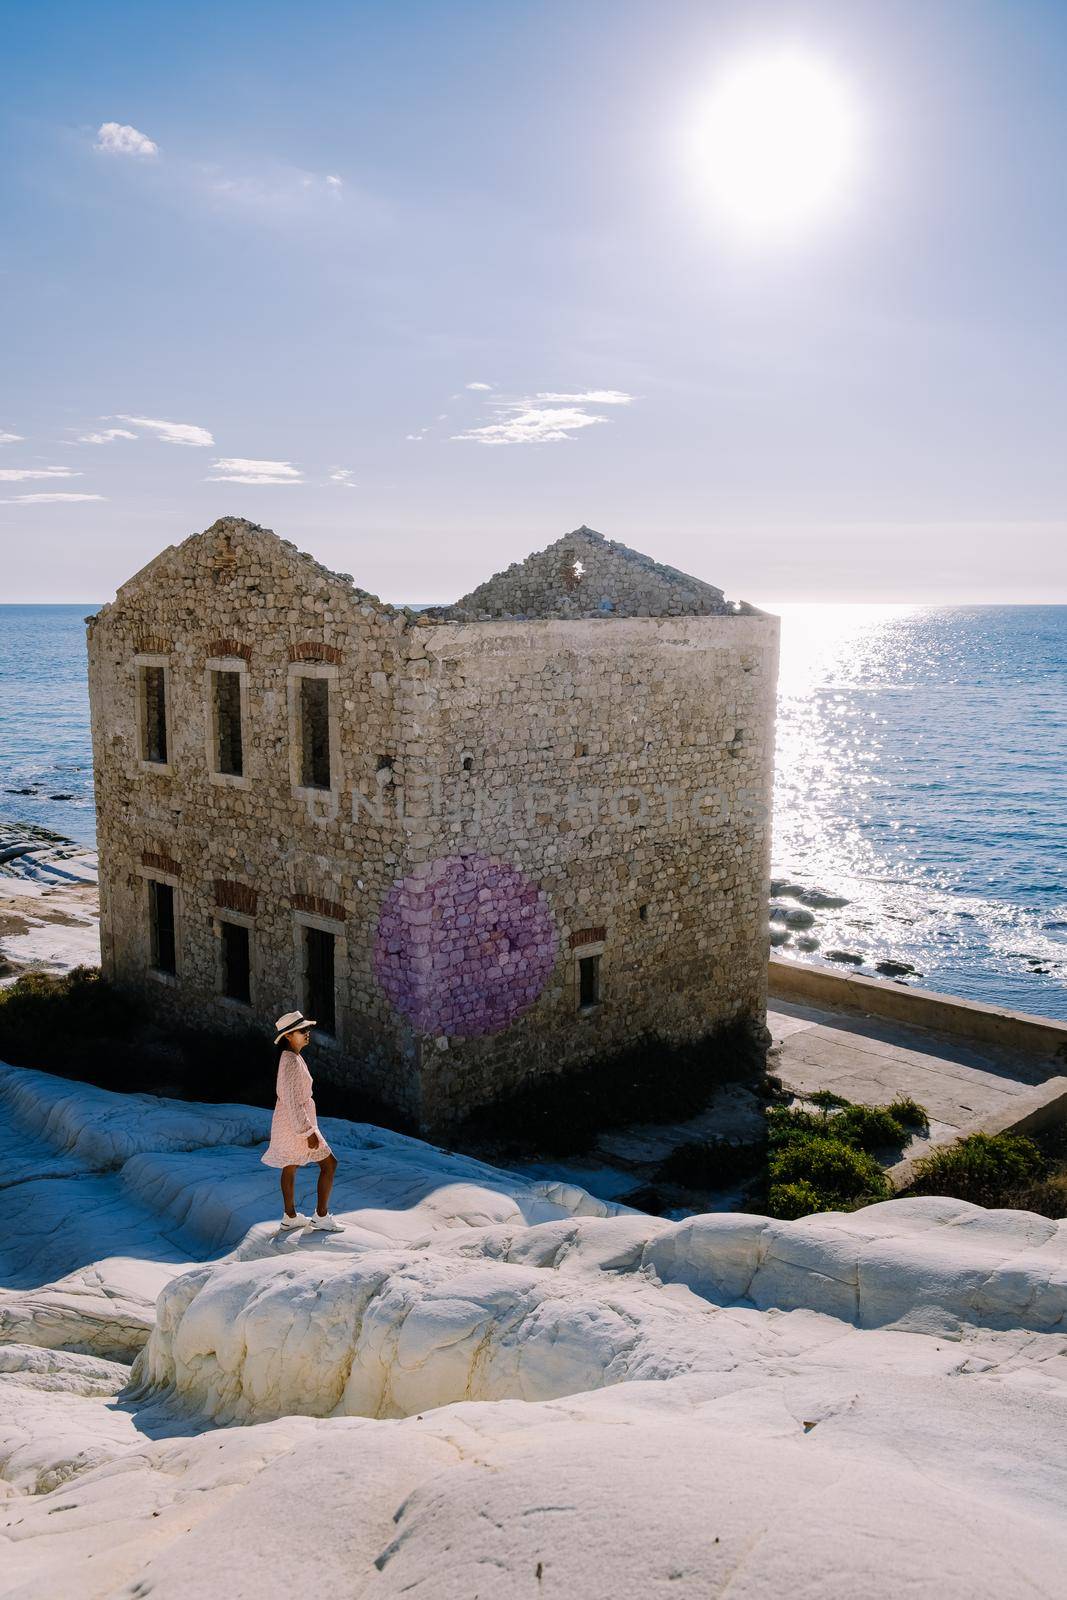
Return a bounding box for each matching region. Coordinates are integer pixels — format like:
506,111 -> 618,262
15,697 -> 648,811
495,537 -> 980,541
689,49 -> 861,238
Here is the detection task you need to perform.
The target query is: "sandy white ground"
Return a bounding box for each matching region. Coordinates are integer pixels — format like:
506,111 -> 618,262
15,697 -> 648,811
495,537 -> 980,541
1,1058 -> 1066,1598
0,844 -> 100,981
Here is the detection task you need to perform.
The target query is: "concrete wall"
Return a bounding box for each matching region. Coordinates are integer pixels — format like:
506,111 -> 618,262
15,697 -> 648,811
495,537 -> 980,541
769,955 -> 1067,1063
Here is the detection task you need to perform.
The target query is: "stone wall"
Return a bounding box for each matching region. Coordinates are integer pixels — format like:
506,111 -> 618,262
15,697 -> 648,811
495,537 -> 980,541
88,517 -> 779,1134
395,615 -> 779,1125
87,517 -> 425,1116
432,526 -> 738,621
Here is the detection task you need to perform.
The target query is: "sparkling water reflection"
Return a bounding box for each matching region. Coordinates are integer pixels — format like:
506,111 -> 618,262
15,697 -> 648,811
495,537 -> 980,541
765,603 -> 1067,1019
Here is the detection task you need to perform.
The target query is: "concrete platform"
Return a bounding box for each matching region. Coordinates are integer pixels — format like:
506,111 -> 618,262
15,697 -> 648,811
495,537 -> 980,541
770,997 -> 1063,1162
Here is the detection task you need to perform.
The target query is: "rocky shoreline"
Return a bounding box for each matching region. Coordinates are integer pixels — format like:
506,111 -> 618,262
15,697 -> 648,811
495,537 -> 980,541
0,821 -> 99,983
768,875 -> 921,982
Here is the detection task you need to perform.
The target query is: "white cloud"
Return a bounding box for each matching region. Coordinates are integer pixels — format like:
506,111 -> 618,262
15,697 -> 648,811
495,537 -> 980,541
95,122 -> 159,158
329,468 -> 357,488
116,414 -> 214,447
78,428 -> 137,444
325,174 -> 343,187
0,431 -> 23,444
207,458 -> 303,485
1,493 -> 105,504
405,432 -> 426,441
465,381 -> 494,391
0,466 -> 80,482
452,405 -> 608,446
535,390 -> 634,405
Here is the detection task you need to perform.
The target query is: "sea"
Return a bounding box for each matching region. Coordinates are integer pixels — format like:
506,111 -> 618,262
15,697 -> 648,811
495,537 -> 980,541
1,602 -> 1065,1020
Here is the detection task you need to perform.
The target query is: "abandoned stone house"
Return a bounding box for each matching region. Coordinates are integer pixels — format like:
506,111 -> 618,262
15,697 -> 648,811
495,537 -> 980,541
86,516 -> 779,1132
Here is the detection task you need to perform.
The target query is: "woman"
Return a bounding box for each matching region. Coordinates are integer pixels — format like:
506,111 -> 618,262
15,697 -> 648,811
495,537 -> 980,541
261,1010 -> 343,1232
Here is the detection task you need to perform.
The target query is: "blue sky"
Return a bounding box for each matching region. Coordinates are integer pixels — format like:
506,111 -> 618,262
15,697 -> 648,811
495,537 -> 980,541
2,0 -> 1066,603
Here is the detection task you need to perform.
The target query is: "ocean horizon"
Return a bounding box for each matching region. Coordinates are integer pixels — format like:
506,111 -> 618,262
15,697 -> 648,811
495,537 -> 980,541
1,600 -> 1064,1020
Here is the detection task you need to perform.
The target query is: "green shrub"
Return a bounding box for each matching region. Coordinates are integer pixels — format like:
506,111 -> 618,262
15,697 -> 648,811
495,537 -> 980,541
768,1098 -> 924,1158
767,1180 -> 839,1220
770,1135 -> 890,1203
806,1089 -> 852,1111
907,1132 -> 1043,1207
766,1106 -> 831,1149
886,1095 -> 930,1132
831,1102 -> 913,1152
0,967 -> 144,1087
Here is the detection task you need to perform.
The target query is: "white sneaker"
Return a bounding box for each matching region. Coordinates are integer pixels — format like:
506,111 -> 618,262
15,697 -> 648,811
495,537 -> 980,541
279,1212 -> 311,1230
309,1212 -> 344,1232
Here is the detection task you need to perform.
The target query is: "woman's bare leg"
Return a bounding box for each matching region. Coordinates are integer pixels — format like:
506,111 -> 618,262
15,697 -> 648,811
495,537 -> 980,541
281,1166 -> 297,1216
316,1153 -> 338,1216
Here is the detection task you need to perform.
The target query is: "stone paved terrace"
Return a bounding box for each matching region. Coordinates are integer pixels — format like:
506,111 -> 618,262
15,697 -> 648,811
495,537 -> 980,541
770,997 -> 1062,1161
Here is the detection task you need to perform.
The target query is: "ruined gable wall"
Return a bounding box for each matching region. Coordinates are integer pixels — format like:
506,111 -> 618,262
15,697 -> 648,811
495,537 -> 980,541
87,518 -> 423,1113
439,531 -> 732,621
392,613 -> 779,1125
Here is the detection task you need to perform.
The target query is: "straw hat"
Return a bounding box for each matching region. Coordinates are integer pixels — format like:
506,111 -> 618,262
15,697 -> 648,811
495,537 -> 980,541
274,1010 -> 317,1046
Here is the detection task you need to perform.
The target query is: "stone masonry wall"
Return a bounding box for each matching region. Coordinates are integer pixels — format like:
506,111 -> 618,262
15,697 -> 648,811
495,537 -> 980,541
87,518 -> 424,1116
433,526 -> 737,621
88,517 -> 779,1134
390,615 -> 779,1127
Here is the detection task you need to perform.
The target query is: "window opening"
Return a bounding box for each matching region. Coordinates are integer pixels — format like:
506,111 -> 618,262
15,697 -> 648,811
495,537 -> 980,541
299,677 -> 331,789
304,926 -> 336,1034
578,953 -> 600,1010
220,921 -> 251,1003
212,670 -> 244,776
141,666 -> 168,764
148,881 -> 176,975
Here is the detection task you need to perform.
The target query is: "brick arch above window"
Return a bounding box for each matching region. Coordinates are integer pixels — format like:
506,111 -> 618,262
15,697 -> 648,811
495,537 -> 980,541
207,638 -> 253,663
288,642 -> 344,665
291,891 -> 347,922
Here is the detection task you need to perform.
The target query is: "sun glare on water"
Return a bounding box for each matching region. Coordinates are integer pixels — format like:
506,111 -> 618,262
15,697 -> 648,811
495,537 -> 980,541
689,49 -> 861,238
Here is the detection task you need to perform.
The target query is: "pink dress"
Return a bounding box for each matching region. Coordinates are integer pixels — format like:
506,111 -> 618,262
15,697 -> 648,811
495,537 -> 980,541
261,1050 -> 333,1167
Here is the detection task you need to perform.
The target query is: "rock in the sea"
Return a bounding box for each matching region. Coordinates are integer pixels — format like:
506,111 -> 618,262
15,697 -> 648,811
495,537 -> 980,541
770,878 -> 850,910
769,925 -> 791,947
770,879 -> 806,898
876,960 -> 917,978
784,908 -> 815,930
827,950 -> 864,966
769,905 -> 815,929
796,935 -> 820,952
798,888 -> 850,910
47,793 -> 74,801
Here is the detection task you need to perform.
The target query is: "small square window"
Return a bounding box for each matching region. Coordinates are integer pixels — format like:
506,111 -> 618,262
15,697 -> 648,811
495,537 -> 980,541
148,881 -> 176,975
578,953 -> 600,1011
220,921 -> 251,1004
